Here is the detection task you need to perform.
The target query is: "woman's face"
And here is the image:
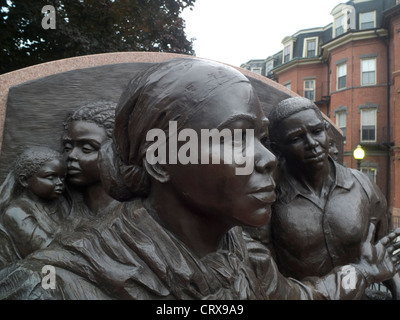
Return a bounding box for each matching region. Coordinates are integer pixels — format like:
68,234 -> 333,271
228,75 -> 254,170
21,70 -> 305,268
27,158 -> 65,200
63,121 -> 108,188
164,82 -> 277,228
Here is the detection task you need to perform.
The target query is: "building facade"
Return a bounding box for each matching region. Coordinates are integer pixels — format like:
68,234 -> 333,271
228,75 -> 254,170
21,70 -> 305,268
241,0 -> 400,228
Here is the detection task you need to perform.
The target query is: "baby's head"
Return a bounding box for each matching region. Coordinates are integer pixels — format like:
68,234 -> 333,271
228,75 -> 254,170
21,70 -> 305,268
14,146 -> 66,200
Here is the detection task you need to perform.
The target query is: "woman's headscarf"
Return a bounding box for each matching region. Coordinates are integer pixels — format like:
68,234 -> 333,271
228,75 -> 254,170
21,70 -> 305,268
99,58 -> 251,201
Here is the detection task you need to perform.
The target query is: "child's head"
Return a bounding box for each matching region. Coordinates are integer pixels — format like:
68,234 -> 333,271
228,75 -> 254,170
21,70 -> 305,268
14,146 -> 65,200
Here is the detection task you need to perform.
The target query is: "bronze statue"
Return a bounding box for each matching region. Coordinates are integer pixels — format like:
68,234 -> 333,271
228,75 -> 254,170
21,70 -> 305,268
61,101 -> 119,219
0,59 -> 399,300
267,96 -> 400,299
0,146 -> 70,261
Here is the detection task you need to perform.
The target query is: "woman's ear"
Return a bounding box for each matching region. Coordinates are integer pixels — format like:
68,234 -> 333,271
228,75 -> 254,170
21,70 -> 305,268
18,174 -> 29,188
143,159 -> 170,184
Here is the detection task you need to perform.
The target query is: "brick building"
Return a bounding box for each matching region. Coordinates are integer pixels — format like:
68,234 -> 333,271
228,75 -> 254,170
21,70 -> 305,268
241,0 -> 400,228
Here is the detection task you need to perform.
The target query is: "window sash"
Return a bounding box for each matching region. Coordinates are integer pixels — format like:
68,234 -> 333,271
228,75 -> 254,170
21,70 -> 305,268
361,109 -> 376,141
304,80 -> 315,101
337,64 -> 347,89
360,12 -> 374,30
284,45 -> 291,63
336,15 -> 344,36
362,71 -> 376,85
307,40 -> 316,57
361,59 -> 376,85
338,76 -> 347,89
336,112 -> 347,141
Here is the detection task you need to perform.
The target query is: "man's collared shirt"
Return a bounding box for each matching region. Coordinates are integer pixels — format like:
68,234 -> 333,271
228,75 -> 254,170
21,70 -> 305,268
271,159 -> 388,280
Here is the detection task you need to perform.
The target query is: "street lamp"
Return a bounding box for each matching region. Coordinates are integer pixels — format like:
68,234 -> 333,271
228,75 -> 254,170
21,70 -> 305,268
353,144 -> 365,171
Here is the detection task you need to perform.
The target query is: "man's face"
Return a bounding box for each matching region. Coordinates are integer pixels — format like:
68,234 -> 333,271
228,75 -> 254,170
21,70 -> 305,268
276,109 -> 329,171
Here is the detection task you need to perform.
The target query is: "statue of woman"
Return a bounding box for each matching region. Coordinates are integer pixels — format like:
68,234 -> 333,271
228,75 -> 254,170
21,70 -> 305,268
0,59 -> 399,300
0,146 -> 70,260
61,101 -> 119,220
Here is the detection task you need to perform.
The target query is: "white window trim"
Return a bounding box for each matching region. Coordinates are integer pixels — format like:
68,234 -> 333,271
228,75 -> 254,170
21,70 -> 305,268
283,44 -> 292,63
360,57 -> 377,86
336,63 -> 347,91
331,4 -> 355,37
282,37 -> 296,64
335,111 -> 347,141
303,37 -> 319,58
359,11 -> 376,30
303,79 -> 316,101
251,67 -> 262,75
360,108 -> 377,143
333,14 -> 346,37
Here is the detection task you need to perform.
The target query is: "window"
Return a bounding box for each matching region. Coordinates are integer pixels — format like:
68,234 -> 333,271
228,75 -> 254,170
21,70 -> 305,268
361,167 -> 376,183
284,45 -> 291,63
305,39 -> 316,58
251,67 -> 262,75
335,15 -> 345,36
337,63 -> 347,90
335,111 -> 347,142
304,80 -> 315,101
284,82 -> 291,90
360,11 -> 375,30
360,108 -> 377,142
361,58 -> 376,85
266,62 -> 273,75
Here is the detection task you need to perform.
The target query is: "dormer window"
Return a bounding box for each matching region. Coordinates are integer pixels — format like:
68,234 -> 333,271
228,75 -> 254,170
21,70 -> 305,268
360,11 -> 376,30
335,15 -> 345,36
281,36 -> 296,64
284,45 -> 291,63
266,62 -> 273,75
331,4 -> 355,37
303,37 -> 318,58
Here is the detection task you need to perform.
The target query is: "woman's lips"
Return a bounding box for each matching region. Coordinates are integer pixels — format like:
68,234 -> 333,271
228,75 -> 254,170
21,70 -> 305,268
250,191 -> 276,204
67,165 -> 81,175
248,185 -> 276,204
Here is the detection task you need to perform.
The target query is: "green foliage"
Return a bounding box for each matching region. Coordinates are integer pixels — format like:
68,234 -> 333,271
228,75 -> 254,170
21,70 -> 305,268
0,0 -> 196,74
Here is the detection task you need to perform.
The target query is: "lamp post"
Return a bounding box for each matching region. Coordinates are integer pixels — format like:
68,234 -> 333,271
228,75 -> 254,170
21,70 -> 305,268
353,144 -> 365,171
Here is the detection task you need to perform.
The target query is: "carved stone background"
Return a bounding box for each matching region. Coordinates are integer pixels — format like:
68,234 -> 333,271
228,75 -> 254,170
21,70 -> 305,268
0,52 -> 343,184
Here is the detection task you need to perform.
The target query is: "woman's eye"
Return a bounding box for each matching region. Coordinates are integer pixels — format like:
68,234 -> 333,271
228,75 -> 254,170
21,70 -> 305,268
63,143 -> 72,152
82,144 -> 97,153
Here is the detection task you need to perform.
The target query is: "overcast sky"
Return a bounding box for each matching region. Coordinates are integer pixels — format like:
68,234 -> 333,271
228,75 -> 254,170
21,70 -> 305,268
182,0 -> 344,67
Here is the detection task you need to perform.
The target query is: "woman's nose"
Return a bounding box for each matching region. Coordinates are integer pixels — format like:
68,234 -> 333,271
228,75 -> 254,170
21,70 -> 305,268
68,148 -> 79,161
254,141 -> 277,174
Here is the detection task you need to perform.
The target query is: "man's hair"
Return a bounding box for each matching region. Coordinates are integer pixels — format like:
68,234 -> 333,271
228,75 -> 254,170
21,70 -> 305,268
268,97 -> 326,143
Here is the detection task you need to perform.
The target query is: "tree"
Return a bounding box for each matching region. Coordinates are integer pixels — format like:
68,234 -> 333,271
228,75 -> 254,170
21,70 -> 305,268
0,0 -> 196,74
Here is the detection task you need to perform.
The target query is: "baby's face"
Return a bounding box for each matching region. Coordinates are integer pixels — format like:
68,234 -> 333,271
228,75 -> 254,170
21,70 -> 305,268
27,158 -> 66,200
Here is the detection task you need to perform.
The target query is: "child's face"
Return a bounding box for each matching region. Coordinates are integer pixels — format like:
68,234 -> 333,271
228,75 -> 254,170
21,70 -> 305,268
27,158 -> 66,200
